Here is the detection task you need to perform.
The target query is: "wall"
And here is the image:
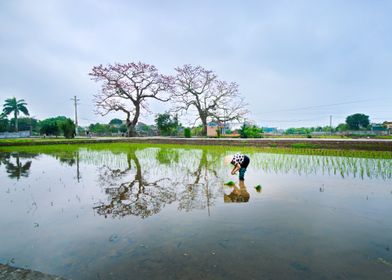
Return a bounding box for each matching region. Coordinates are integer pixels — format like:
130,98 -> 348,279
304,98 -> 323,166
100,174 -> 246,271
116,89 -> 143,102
0,131 -> 31,139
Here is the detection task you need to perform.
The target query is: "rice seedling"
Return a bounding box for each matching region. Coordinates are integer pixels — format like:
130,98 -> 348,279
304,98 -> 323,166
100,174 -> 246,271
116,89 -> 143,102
1,143 -> 391,180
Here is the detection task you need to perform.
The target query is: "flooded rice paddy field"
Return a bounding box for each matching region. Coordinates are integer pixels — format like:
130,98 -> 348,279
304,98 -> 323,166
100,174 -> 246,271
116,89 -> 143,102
0,144 -> 392,279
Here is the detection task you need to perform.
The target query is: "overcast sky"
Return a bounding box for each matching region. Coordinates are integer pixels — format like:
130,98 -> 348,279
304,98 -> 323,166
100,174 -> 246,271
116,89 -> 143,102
1,0 -> 391,128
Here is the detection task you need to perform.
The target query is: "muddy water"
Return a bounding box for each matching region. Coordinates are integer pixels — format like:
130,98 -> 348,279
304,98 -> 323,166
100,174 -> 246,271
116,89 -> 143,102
0,147 -> 391,279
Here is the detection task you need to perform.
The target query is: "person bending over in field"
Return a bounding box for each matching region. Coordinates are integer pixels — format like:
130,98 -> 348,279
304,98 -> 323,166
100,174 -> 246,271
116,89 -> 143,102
224,153 -> 250,181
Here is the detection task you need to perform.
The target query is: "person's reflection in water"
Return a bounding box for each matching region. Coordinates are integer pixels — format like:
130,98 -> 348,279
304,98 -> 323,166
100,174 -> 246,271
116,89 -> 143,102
224,180 -> 250,203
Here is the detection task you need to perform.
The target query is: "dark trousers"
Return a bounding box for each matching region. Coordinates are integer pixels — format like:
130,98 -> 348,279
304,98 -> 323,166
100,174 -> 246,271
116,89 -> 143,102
239,167 -> 247,180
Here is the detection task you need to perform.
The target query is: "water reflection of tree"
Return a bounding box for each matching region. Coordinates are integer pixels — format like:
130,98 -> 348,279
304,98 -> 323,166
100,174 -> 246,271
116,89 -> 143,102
93,148 -> 224,219
177,149 -> 221,215
156,148 -> 179,166
55,151 -> 81,182
93,149 -> 176,219
0,152 -> 36,180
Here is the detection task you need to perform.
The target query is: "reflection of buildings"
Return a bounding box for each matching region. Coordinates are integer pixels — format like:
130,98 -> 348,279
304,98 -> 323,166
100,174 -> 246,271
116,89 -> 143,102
177,149 -> 220,216
0,152 -> 35,180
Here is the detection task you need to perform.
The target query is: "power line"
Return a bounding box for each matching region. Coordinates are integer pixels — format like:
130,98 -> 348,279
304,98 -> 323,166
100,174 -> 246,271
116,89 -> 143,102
257,116 -> 329,123
251,99 -> 378,115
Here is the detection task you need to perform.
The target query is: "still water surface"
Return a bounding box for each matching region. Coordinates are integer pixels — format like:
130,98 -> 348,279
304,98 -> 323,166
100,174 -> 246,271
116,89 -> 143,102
0,146 -> 392,279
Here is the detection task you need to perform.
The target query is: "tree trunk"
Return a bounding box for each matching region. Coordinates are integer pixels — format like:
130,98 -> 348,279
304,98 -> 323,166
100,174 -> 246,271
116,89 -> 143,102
126,104 -> 140,137
126,123 -> 136,137
14,111 -> 18,132
201,117 -> 207,136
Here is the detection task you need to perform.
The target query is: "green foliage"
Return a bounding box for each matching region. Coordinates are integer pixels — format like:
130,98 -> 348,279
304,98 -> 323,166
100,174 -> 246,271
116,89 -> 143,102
39,118 -> 61,136
156,148 -> 179,165
216,128 -> 221,138
336,123 -> 348,132
224,181 -> 235,186
239,124 -> 263,138
184,127 -> 191,138
137,123 -> 150,132
285,126 -> 335,135
346,113 -> 370,130
286,127 -> 310,134
255,185 -> 262,192
109,118 -> 123,126
89,123 -> 110,135
0,115 -> 8,132
88,122 -> 128,135
59,119 -> 76,139
2,97 -> 29,117
77,126 -> 85,136
1,142 -> 391,161
191,125 -> 203,137
9,117 -> 38,132
155,112 -> 180,136
226,129 -> 233,134
291,143 -> 319,149
119,124 -> 127,133
0,115 -> 39,133
2,97 -> 29,131
39,116 -> 74,137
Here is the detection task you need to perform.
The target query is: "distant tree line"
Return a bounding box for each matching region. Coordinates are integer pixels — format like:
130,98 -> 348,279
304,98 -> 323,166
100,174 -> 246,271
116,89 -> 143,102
284,113 -> 377,135
0,114 -> 76,138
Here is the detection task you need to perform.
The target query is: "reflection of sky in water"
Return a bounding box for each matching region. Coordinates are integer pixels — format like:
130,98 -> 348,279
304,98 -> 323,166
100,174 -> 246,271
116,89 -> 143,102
0,148 -> 392,280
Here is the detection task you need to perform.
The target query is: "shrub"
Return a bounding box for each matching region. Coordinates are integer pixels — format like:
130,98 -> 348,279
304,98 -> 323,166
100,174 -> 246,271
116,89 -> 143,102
39,118 -> 61,136
60,119 -> 76,139
239,124 -> 263,138
184,127 -> 191,138
0,117 -> 9,132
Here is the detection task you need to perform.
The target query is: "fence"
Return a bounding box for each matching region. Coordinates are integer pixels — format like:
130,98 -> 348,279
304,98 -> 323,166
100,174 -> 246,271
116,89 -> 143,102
340,130 -> 390,136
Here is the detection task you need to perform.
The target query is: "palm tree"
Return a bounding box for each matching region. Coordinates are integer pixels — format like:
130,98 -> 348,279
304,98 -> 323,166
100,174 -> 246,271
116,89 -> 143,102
2,97 -> 29,132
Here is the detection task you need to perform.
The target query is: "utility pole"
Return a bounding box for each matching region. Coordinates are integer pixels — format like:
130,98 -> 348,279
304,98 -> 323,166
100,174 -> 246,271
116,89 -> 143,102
71,96 -> 80,136
330,115 -> 333,135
